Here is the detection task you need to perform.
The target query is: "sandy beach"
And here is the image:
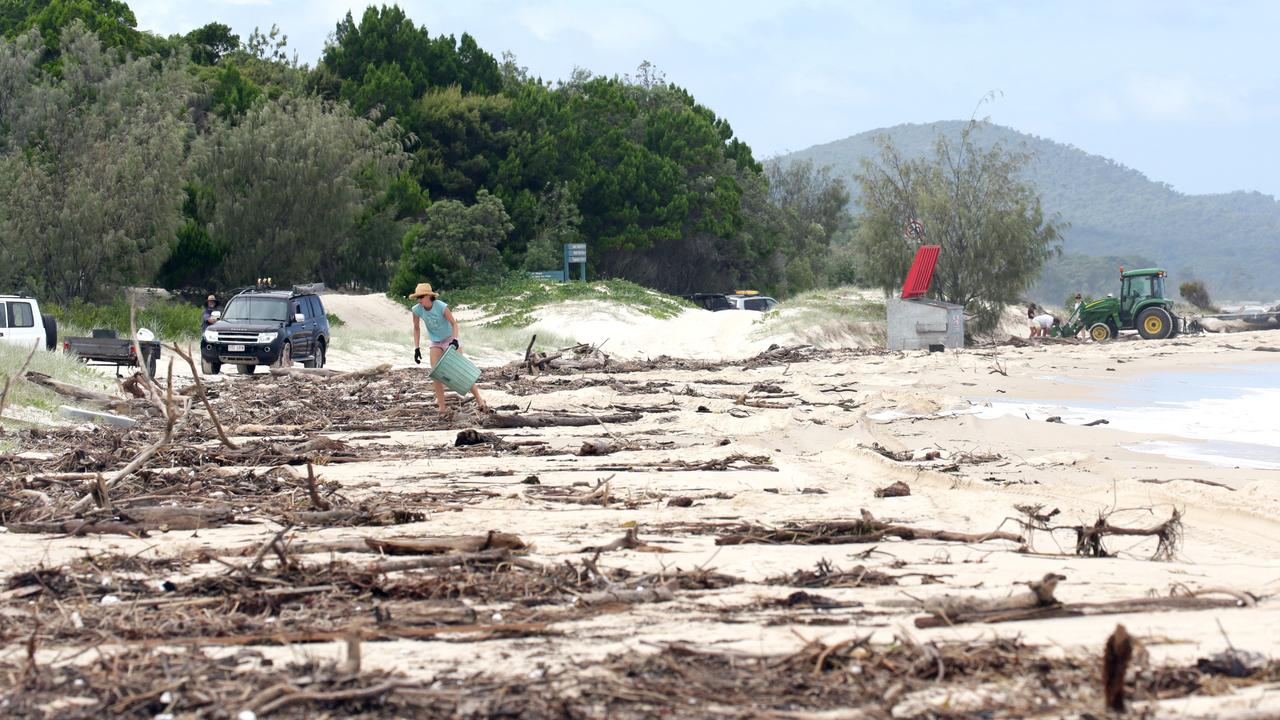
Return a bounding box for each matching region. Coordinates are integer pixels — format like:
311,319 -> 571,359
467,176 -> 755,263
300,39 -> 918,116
3,296 -> 1280,717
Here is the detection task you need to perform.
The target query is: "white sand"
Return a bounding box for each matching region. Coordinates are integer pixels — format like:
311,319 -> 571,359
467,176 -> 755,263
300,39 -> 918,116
7,294 -> 1280,715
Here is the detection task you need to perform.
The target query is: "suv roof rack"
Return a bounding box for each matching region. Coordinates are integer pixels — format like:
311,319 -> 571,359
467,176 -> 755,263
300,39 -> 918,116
228,282 -> 326,298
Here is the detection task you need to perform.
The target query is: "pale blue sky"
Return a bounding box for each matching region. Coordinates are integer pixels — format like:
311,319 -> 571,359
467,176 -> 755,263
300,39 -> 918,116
131,1 -> 1280,197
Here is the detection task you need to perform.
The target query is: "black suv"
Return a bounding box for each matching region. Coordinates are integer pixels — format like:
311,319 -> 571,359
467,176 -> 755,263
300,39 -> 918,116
201,287 -> 330,375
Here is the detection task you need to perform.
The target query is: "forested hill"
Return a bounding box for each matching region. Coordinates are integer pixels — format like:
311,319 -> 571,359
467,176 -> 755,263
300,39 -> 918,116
782,122 -> 1280,302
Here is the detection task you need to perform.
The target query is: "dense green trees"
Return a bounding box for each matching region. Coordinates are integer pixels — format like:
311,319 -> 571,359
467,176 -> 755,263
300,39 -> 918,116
194,96 -> 408,288
854,121 -> 1063,330
1,0 -> 864,303
391,189 -> 512,294
0,24 -> 191,302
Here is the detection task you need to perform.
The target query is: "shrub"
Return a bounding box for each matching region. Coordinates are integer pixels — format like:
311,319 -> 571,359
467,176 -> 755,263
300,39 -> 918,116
1179,280 -> 1214,310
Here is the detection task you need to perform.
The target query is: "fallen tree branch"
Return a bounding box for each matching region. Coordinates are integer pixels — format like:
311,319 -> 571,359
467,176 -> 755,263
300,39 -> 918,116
716,509 -> 1023,547
169,342 -> 237,449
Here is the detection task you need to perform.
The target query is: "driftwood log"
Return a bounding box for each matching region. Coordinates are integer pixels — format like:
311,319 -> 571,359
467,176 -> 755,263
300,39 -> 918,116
483,412 -> 641,429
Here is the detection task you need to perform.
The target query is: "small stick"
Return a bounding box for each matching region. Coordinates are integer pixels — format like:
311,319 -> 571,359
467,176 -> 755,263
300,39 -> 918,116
93,473 -> 112,512
304,462 -> 331,511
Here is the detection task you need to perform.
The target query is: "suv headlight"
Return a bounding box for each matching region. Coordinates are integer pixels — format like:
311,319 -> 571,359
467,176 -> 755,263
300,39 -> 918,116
203,330 -> 218,343
256,331 -> 279,344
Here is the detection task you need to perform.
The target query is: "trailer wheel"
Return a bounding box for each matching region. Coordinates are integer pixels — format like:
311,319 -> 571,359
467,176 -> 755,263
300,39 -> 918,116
1088,323 -> 1113,342
41,314 -> 57,350
237,364 -> 256,375
1137,307 -> 1173,340
146,353 -> 158,379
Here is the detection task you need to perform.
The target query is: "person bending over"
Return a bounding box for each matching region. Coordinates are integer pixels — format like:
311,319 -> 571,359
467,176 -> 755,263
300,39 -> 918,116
408,282 -> 487,415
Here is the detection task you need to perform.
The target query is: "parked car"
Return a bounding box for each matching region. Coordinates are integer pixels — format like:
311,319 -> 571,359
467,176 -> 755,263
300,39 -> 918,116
0,295 -> 57,351
682,291 -> 779,312
726,291 -> 779,312
681,293 -> 734,311
201,286 -> 330,375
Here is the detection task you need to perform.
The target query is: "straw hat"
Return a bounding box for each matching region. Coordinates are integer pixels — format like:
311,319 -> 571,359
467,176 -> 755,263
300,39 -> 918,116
408,282 -> 437,300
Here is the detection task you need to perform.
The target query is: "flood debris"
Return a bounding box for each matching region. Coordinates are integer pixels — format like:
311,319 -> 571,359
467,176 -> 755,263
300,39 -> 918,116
717,509 -> 1024,547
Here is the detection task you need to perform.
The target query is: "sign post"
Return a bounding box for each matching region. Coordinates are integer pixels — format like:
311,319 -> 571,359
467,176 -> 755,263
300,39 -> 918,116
563,243 -> 587,282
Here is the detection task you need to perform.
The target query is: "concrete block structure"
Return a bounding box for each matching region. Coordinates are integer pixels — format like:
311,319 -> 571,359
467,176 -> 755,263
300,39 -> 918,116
886,297 -> 965,350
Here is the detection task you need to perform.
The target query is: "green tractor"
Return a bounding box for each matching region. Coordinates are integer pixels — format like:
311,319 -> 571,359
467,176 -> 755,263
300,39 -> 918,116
1056,268 -> 1181,341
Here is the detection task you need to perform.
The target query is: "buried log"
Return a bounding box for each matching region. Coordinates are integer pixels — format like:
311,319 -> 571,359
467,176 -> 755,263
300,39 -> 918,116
575,581 -> 676,607
716,509 -> 1022,547
7,504 -> 231,535
364,531 -> 527,555
483,412 -> 641,429
580,527 -> 672,553
25,372 -> 134,413
912,574 -> 1253,628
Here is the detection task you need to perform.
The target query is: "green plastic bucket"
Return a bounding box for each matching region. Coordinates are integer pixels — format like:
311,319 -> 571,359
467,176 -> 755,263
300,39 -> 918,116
428,347 -> 481,395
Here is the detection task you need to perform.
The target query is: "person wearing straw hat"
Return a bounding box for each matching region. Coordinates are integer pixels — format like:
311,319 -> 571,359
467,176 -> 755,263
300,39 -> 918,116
408,282 -> 487,415
201,294 -> 219,332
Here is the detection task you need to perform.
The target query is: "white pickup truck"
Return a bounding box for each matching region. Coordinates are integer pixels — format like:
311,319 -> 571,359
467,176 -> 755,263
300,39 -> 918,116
0,295 -> 56,351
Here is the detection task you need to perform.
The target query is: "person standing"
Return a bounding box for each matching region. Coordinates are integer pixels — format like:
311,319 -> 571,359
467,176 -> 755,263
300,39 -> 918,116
201,294 -> 219,331
408,282 -> 487,415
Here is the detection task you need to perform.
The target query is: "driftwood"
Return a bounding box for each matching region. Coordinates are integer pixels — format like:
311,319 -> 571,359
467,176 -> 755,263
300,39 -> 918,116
68,372 -> 188,514
483,412 -> 641,429
874,481 -> 911,498
580,527 -> 671,553
717,509 -> 1023,547
7,504 -> 231,534
1104,625 -> 1133,712
24,372 -> 133,413
169,343 -> 237,449
912,574 -> 1251,628
373,600 -> 477,627
578,439 -> 620,456
267,364 -> 391,382
1061,510 -> 1183,560
131,621 -> 550,649
914,591 -> 1249,628
575,581 -> 675,607
364,531 -> 527,555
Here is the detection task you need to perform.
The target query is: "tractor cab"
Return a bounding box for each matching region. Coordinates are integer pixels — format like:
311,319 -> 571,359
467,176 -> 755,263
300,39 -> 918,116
1120,268 -> 1168,319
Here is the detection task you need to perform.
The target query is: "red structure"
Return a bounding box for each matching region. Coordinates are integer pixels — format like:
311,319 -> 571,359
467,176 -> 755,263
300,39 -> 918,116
900,244 -> 940,299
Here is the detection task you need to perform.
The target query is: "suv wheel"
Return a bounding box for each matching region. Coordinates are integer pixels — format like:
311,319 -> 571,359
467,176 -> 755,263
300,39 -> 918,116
305,340 -> 325,369
273,342 -> 292,369
201,359 -> 221,375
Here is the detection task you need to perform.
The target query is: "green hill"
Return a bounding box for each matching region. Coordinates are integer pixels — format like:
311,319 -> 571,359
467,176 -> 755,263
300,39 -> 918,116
781,121 -> 1280,303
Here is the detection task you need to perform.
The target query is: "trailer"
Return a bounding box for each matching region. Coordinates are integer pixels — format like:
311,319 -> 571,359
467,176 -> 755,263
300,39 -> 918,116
64,330 -> 161,377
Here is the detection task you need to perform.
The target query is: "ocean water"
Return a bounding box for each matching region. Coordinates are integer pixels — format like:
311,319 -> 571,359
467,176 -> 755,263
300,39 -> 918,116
977,363 -> 1280,469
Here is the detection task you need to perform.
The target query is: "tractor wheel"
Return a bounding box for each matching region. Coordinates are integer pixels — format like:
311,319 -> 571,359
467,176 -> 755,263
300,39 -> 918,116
1088,323 -> 1113,342
1136,307 -> 1173,340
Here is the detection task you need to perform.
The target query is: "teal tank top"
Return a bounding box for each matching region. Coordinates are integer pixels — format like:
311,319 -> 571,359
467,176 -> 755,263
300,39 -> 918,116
411,300 -> 452,342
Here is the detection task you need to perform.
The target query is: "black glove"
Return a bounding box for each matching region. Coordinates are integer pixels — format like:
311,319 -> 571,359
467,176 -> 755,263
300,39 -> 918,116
449,338 -> 459,350
413,347 -> 422,364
